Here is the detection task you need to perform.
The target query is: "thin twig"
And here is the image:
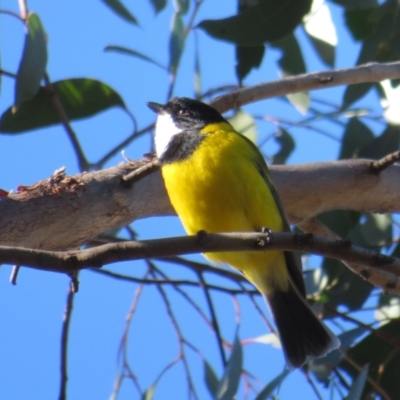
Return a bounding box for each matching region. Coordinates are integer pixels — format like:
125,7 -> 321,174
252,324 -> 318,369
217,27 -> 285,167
122,159 -> 159,185
326,305 -> 400,348
370,150 -> 400,174
59,282 -> 76,400
0,68 -> 17,78
90,267 -> 248,294
152,266 -> 213,328
111,273 -> 148,400
9,265 -> 20,285
301,369 -> 323,400
43,74 -> 89,172
341,352 -> 391,400
0,9 -> 25,21
148,261 -> 199,400
198,272 -> 227,367
95,123 -> 154,168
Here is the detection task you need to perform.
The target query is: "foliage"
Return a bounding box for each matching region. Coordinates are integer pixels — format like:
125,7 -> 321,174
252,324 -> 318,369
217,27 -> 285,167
1,0 -> 400,399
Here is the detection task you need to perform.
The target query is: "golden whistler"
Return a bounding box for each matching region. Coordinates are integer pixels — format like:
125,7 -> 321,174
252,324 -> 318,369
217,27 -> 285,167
147,97 -> 340,368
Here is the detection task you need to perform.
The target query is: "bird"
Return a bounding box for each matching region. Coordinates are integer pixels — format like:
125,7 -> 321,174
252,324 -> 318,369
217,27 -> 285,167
147,97 -> 340,368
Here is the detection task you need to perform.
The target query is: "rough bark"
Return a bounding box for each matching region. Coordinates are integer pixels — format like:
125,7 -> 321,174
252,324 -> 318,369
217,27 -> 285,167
0,158 -> 398,251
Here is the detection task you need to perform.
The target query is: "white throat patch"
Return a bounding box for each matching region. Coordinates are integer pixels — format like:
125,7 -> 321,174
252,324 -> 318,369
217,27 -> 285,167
154,113 -> 183,158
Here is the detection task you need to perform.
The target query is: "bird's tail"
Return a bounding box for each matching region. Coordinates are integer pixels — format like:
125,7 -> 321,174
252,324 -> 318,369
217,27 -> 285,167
265,282 -> 340,369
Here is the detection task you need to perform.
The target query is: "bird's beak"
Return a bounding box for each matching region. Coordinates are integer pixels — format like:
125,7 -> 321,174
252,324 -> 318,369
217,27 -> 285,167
146,101 -> 164,114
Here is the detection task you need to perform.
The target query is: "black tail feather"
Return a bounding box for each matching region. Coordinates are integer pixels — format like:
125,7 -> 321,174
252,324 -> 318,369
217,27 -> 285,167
266,284 -> 340,369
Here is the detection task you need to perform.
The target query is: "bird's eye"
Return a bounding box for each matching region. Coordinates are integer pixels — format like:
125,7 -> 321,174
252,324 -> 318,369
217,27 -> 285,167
178,108 -> 190,116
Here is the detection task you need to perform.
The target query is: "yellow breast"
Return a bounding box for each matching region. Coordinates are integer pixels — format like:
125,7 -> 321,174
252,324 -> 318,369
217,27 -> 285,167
161,124 -> 288,293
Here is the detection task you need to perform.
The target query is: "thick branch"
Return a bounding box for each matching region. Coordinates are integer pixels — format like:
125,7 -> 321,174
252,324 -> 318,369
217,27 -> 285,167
1,158 -> 399,250
1,231 -> 399,293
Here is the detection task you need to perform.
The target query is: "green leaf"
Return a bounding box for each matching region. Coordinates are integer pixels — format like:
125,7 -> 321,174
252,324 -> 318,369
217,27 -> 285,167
305,33 -> 335,67
150,0 -> 167,14
341,83 -> 374,110
391,242 -> 400,258
215,334 -> 242,400
15,13 -> 47,109
302,0 -> 337,66
339,118 -> 375,159
198,0 -> 312,46
173,0 -> 189,15
345,8 -> 376,41
272,33 -> 306,76
342,4 -> 400,109
101,0 -> 138,25
141,383 -> 156,400
272,128 -> 295,165
359,213 -> 392,247
311,327 -> 366,383
254,370 -> 290,400
203,360 -> 219,398
331,0 -> 378,8
345,366 -> 369,400
375,293 -> 400,322
318,211 -> 375,310
380,79 -> 400,125
358,125 -> 400,160
322,257 -> 373,310
340,319 -> 400,400
0,78 -> 125,133
318,210 -> 360,238
104,45 -> 166,70
194,40 -> 202,98
235,45 -> 265,83
228,109 -> 258,144
169,13 -> 185,74
271,34 -> 309,112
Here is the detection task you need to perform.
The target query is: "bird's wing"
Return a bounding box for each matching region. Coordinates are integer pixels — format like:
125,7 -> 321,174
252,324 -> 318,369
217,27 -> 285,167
237,132 -> 306,297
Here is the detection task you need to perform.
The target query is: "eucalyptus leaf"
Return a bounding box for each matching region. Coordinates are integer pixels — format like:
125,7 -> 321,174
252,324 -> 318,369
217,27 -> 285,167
15,13 -> 48,108
235,45 -> 265,83
339,118 -> 375,159
358,125 -> 400,160
271,34 -> 309,112
1,78 -> 125,133
150,0 -> 166,14
272,128 -> 295,165
310,327 -> 366,383
331,0 -> 378,8
254,369 -> 290,400
345,7 -> 376,41
305,33 -> 335,66
203,360 -> 219,398
173,0 -> 189,15
101,0 -> 138,25
105,45 -> 166,70
342,3 -> 400,108
345,366 -> 369,400
198,0 -> 312,46
322,257 -> 373,310
215,334 -> 242,400
228,109 -> 258,144
169,13 -> 185,74
141,383 -> 156,400
340,319 -> 400,399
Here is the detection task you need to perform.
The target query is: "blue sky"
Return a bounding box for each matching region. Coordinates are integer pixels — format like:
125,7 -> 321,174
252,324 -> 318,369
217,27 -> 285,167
0,1 -> 380,399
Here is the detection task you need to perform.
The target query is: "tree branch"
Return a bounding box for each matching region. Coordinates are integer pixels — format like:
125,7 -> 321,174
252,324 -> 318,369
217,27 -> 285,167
2,231 -> 400,293
2,157 -> 400,250
210,61 -> 400,112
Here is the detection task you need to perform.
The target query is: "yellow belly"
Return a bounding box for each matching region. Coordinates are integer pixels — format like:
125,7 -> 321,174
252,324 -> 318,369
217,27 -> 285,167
161,128 -> 289,293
